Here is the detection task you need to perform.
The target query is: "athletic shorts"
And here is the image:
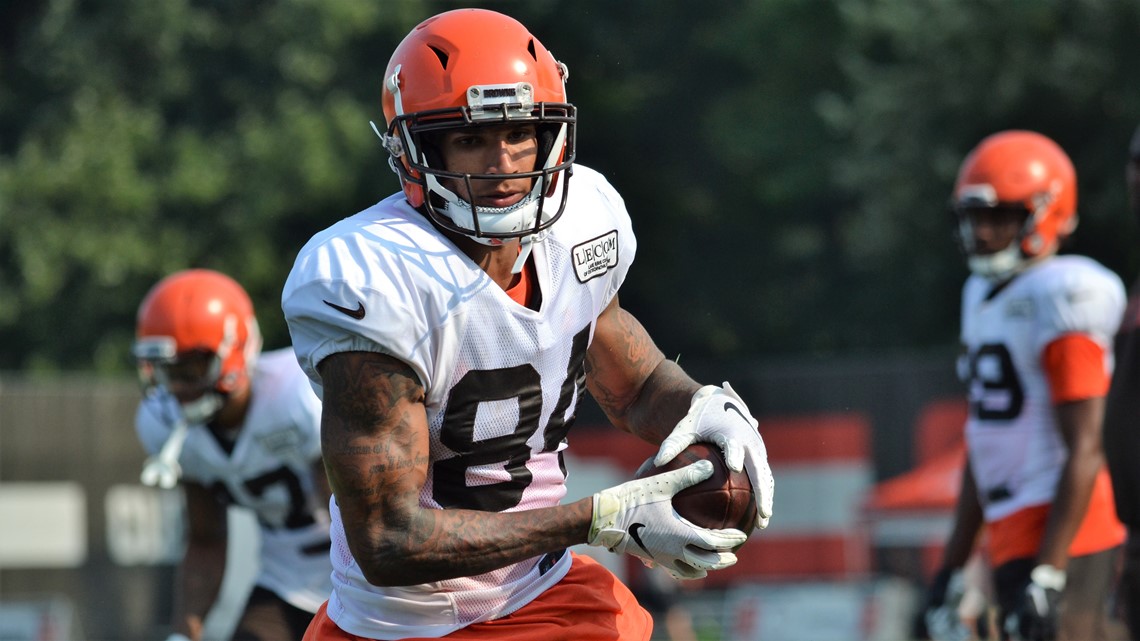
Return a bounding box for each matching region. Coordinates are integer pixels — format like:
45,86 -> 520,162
985,469 -> 1125,567
303,552 -> 653,641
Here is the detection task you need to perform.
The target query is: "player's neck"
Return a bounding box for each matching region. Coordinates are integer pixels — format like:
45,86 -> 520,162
449,233 -> 525,292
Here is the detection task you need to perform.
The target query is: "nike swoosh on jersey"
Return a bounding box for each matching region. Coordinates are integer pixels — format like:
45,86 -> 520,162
628,522 -> 654,559
323,300 -> 366,320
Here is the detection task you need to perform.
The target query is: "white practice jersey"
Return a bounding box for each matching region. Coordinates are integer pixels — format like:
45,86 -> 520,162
136,348 -> 332,613
959,255 -> 1125,521
282,164 -> 635,639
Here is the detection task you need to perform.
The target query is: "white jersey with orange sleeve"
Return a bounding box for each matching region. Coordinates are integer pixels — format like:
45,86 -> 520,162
281,164 -> 635,640
958,255 -> 1125,522
135,348 -> 332,613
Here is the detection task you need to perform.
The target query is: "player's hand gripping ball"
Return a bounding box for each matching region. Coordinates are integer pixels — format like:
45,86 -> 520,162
636,442 -> 757,539
655,383 -> 772,530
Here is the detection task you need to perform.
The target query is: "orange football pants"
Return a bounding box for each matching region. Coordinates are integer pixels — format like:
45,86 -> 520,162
987,467 -> 1125,566
303,552 -> 652,641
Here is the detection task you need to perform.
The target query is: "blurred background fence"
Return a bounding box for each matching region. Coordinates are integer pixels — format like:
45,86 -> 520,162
1,348 -> 967,641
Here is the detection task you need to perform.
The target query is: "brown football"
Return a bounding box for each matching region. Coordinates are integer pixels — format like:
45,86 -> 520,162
637,442 -> 757,536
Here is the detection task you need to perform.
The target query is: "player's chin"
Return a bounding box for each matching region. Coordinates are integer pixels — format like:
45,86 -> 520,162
473,192 -> 526,209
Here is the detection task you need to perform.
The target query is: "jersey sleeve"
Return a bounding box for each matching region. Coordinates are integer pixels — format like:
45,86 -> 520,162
281,225 -> 436,395
1034,262 -> 1126,353
593,169 -> 637,306
560,165 -> 637,314
1042,333 -> 1111,402
1035,261 -> 1126,401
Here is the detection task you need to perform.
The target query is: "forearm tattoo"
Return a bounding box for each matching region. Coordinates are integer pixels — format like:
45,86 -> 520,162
626,360 -> 702,444
586,307 -> 699,441
585,307 -> 660,422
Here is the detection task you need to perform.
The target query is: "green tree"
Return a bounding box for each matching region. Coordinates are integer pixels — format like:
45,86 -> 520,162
2,0 -> 1138,372
822,0 -> 1140,351
1,0 -> 421,371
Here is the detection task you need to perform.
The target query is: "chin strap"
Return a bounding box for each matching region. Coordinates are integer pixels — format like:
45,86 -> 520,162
139,391 -> 224,489
512,236 -> 535,274
141,418 -> 190,489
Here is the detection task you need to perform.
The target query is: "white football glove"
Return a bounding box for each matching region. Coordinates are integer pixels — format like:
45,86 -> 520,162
589,459 -> 748,580
655,382 -> 773,529
1004,565 -> 1064,641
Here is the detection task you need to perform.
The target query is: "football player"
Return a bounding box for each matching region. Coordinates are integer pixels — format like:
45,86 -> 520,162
134,269 -> 332,641
281,8 -> 773,641
923,131 -> 1126,641
1103,122 -> 1140,640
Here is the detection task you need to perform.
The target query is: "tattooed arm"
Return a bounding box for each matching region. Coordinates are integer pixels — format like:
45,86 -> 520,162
316,351 -> 593,587
585,295 -> 702,445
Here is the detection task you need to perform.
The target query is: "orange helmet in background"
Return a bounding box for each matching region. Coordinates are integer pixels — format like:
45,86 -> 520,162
134,269 -> 262,399
953,130 -> 1077,279
377,8 -> 576,243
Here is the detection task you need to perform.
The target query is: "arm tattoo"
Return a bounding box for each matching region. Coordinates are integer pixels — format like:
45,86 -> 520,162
626,359 -> 701,443
586,305 -> 699,440
317,352 -> 425,501
318,352 -> 422,437
585,307 -> 661,422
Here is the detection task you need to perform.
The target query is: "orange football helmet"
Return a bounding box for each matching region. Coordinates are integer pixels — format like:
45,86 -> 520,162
377,8 -> 576,243
133,269 -> 262,413
953,130 -> 1077,278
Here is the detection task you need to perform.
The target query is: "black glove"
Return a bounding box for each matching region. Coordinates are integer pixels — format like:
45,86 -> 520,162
923,567 -> 971,641
1003,565 -> 1064,641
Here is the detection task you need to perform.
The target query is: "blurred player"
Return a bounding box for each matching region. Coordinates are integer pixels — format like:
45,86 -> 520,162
281,8 -> 773,641
134,268 -> 332,641
923,131 -> 1126,641
1103,122 -> 1140,640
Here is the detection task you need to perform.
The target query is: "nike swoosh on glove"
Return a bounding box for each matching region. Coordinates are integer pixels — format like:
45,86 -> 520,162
589,459 -> 748,580
655,382 -> 774,529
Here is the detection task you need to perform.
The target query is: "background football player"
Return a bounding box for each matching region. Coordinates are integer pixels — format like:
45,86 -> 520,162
134,268 -> 332,641
923,131 -> 1126,641
281,8 -> 773,641
1103,122 -> 1140,641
